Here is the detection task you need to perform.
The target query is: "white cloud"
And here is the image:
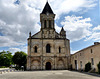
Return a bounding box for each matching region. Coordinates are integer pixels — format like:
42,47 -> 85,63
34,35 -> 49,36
0,0 -> 41,47
71,50 -> 79,54
0,36 -> 24,47
0,0 -> 98,52
8,45 -> 27,54
50,0 -> 97,18
86,32 -> 100,41
93,25 -> 100,31
55,24 -> 61,33
85,25 -> 100,41
9,48 -> 21,54
61,15 -> 92,42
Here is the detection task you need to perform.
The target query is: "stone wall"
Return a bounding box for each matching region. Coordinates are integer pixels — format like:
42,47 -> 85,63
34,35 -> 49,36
27,39 -> 70,70
71,43 -> 100,72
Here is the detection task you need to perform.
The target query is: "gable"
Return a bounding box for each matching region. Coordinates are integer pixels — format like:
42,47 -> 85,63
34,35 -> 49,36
31,31 -> 41,38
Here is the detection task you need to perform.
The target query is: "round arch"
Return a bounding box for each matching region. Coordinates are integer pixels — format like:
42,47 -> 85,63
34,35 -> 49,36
43,59 -> 53,70
31,60 -> 40,70
33,45 -> 39,53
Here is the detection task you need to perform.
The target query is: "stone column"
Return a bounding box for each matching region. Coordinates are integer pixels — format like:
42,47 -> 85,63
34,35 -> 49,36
41,39 -> 43,70
42,20 -> 44,29
51,20 -> 53,29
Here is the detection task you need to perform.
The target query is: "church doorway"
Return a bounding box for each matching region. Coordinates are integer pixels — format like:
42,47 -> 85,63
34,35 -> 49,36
46,62 -> 51,70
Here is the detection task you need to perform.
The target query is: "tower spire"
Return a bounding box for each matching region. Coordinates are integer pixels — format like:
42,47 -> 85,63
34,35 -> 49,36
60,27 -> 66,38
40,1 -> 55,30
41,1 -> 54,14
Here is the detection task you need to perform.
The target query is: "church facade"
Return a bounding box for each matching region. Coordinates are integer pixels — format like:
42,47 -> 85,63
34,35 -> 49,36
27,2 -> 70,70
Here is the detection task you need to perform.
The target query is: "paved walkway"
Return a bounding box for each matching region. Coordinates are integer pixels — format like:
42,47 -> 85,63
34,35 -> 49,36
0,68 -> 9,70
0,70 -> 100,79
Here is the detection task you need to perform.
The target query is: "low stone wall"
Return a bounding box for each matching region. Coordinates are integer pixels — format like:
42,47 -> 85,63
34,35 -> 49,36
0,68 -> 16,74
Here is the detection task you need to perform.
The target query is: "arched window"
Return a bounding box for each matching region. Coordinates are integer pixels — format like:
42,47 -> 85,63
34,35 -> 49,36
34,46 -> 37,53
59,47 -> 61,53
44,20 -> 46,28
49,20 -> 51,28
46,44 -> 51,53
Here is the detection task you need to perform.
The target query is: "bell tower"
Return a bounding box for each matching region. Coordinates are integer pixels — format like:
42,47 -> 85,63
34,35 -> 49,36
40,1 -> 56,38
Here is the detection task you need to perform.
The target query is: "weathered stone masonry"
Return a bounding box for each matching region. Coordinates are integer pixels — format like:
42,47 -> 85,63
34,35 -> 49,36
27,2 -> 70,70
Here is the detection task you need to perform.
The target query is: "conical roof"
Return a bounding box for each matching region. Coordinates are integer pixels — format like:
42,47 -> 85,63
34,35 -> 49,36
61,27 -> 65,32
41,2 -> 54,14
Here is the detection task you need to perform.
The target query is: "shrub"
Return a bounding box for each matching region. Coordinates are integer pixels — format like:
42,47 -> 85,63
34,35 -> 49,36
85,62 -> 91,72
0,66 -> 7,68
97,62 -> 100,74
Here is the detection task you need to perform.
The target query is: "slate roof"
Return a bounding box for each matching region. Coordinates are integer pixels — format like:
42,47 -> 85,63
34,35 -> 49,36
41,2 -> 54,14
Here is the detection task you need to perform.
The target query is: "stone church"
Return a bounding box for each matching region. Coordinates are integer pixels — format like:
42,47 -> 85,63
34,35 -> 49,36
27,2 -> 70,70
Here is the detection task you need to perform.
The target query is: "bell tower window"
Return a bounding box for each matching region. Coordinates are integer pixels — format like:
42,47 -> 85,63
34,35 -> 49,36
34,46 -> 37,53
49,20 -> 51,28
44,20 -> 46,28
59,47 -> 61,53
46,44 -> 51,53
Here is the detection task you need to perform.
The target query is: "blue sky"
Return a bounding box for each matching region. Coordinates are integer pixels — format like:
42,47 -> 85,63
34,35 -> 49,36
0,0 -> 100,54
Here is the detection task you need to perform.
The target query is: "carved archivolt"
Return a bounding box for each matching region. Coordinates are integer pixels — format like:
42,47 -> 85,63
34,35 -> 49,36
33,45 -> 39,49
31,60 -> 41,69
43,59 -> 54,66
31,60 -> 40,66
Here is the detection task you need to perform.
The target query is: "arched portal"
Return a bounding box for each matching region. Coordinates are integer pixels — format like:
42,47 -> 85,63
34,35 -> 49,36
46,62 -> 51,70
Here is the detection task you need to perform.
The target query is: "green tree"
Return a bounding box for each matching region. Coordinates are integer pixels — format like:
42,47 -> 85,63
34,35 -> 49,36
85,62 -> 91,72
12,51 -> 27,70
97,62 -> 100,74
0,51 -> 13,67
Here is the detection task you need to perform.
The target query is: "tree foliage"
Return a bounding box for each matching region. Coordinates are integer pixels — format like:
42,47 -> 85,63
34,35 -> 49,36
12,51 -> 27,68
0,51 -> 13,67
85,62 -> 91,72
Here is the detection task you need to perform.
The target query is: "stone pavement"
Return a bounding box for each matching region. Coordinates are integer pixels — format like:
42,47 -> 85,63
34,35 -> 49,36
0,68 -> 9,70
0,70 -> 100,79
